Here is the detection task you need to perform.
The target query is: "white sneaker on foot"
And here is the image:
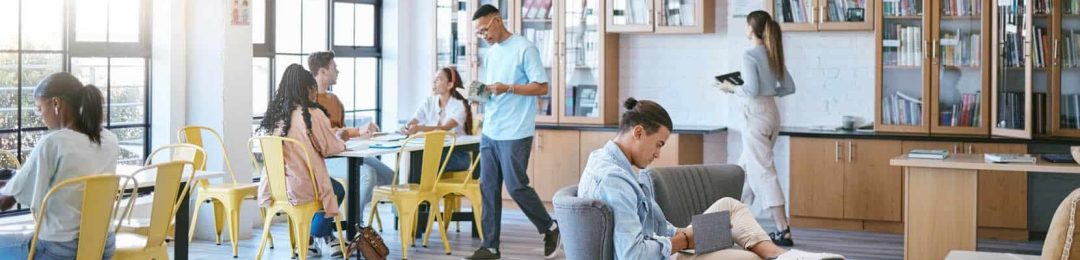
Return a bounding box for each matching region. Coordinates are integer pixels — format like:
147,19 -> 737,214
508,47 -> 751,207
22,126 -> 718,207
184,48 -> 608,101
775,249 -> 844,260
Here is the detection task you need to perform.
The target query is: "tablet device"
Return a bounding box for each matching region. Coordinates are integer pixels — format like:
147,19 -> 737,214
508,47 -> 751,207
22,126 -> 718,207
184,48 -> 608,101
691,211 -> 733,254
714,72 -> 744,86
1042,154 -> 1075,163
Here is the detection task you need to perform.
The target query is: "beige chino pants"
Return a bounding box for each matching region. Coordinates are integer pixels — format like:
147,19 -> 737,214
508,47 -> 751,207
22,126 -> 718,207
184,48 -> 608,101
670,197 -> 771,260
737,96 -> 786,208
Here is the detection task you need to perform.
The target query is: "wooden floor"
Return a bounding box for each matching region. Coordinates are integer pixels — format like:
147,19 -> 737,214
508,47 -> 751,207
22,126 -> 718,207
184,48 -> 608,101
180,208 -> 1044,260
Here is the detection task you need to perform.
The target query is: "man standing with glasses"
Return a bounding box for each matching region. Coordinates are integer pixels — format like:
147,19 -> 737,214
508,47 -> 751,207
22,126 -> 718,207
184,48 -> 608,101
464,4 -> 559,260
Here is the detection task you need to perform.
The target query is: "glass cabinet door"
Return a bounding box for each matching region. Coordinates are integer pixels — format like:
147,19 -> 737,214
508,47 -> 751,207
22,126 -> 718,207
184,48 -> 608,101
772,0 -> 821,31
819,0 -> 874,30
878,0 -> 928,132
608,0 -> 653,32
931,0 -> 986,134
521,0 -> 558,121
655,0 -> 709,33
563,0 -> 603,122
436,0 -> 471,84
992,0 -> 1040,138
1055,0 -> 1080,136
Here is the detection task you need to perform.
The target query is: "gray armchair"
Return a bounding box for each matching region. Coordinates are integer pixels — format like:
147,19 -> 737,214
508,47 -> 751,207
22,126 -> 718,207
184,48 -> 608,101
553,185 -> 615,260
554,164 -> 758,260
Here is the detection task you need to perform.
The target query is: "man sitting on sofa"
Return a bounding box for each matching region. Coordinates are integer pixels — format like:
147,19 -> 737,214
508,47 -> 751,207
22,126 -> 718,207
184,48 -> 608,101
577,97 -> 843,260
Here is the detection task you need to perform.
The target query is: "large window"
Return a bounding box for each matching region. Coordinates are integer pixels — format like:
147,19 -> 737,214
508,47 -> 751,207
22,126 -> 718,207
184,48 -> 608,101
252,0 -> 381,128
0,0 -> 151,166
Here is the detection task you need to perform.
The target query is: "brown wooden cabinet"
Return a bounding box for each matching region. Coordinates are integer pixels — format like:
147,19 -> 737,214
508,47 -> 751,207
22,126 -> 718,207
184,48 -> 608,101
765,0 -> 875,32
843,139 -> 903,222
530,129 -> 582,202
578,131 -> 615,169
605,0 -> 715,34
790,137 -> 846,219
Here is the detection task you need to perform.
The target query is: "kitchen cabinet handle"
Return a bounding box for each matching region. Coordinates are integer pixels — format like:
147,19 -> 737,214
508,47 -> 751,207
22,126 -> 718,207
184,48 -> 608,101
953,144 -> 959,154
967,145 -> 973,154
847,141 -> 853,162
835,141 -> 840,162
932,40 -> 939,64
819,5 -> 825,23
1054,39 -> 1060,66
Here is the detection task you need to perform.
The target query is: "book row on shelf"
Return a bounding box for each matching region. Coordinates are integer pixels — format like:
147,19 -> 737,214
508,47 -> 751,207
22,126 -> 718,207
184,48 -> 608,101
613,0 -> 649,25
942,0 -> 982,17
524,28 -> 555,67
661,0 -> 697,26
940,92 -> 982,127
1065,30 -> 1080,68
1061,94 -> 1080,130
940,31 -> 981,67
882,0 -> 921,17
776,0 -> 816,23
564,30 -> 600,68
999,26 -> 1051,68
1068,0 -> 1080,15
997,91 -> 1030,130
1033,0 -> 1052,15
883,91 -> 923,126
825,0 -> 865,22
882,24 -> 923,66
522,0 -> 554,20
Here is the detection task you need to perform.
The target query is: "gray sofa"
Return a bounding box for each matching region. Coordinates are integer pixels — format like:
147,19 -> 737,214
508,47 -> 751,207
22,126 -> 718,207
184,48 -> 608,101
553,164 -> 761,260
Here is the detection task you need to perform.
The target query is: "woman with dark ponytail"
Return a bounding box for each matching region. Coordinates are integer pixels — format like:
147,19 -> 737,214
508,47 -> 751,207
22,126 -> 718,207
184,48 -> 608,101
0,72 -> 120,259
715,10 -> 797,246
256,64 -> 349,257
400,67 -> 474,171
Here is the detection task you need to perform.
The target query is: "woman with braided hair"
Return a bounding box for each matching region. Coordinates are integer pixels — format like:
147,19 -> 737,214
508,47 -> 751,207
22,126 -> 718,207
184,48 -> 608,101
256,64 -> 349,257
400,67 -> 474,172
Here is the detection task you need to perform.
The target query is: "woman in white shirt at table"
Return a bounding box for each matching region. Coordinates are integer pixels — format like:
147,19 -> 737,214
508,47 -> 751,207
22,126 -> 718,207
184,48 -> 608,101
0,72 -> 120,260
400,67 -> 474,172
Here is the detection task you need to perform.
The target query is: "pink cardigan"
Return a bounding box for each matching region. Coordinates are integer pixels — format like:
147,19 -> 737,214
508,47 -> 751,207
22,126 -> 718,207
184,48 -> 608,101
258,107 -> 346,216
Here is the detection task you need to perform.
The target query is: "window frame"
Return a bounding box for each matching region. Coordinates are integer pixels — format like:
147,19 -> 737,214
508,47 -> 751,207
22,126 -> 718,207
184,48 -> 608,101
0,0 -> 153,217
252,0 -> 382,126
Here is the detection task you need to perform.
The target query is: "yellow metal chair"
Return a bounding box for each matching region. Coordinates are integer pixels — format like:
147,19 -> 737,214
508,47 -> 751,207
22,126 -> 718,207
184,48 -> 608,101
28,174 -> 138,260
114,161 -> 197,260
250,136 -> 349,260
423,153 -> 484,245
368,131 -> 456,258
117,144 -> 207,236
179,126 -> 266,257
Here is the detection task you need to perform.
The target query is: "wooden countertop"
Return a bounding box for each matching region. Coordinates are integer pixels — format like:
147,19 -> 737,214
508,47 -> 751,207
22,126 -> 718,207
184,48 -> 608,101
536,123 -> 727,134
891,153 -> 1080,174
780,126 -> 1080,144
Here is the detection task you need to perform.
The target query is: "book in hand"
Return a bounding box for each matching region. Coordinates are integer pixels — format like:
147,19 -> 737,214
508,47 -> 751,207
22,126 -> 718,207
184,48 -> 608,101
466,81 -> 492,103
714,72 -> 744,86
686,211 -> 733,255
907,149 -> 949,159
985,153 -> 1036,163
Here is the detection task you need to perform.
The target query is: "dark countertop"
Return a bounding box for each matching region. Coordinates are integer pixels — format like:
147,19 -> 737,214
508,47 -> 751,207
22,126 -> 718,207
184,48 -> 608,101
779,127 -> 1080,144
536,123 -> 727,134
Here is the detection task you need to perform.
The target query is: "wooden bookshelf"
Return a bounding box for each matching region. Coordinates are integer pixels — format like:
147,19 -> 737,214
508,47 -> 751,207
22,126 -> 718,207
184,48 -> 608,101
605,0 -> 714,34
1051,0 -> 1080,137
875,0 -> 931,134
766,0 -> 875,31
929,0 -> 991,135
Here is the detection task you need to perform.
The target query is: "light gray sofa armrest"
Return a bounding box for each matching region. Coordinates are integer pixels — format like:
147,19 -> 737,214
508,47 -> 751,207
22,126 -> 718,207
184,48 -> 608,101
553,185 -> 615,260
648,164 -> 745,227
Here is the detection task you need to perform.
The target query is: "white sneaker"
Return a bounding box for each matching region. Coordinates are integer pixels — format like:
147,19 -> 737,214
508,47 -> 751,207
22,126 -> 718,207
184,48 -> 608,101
306,239 -> 323,258
775,249 -> 844,260
327,236 -> 349,258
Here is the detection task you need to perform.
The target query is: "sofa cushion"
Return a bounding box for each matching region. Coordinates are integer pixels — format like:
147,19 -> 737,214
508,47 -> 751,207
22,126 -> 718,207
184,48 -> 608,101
1043,188 -> 1080,260
648,165 -> 745,227
553,185 -> 615,260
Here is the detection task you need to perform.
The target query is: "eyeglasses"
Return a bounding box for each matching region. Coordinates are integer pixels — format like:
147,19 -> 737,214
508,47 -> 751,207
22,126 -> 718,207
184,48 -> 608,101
475,17 -> 497,39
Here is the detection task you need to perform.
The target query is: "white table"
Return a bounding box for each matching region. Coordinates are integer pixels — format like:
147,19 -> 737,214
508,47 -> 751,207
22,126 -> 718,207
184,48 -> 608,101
332,135 -> 481,239
945,250 -> 1040,260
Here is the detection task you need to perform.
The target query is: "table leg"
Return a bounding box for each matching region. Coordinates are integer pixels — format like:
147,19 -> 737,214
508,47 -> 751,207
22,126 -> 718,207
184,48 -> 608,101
347,157 -> 363,239
175,181 -> 190,260
905,167 -> 978,260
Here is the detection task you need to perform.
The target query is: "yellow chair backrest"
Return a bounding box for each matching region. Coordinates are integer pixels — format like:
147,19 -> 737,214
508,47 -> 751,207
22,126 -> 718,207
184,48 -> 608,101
248,136 -> 321,204
178,126 -> 238,184
125,161 -> 197,247
457,154 -> 482,186
391,131 -> 456,192
0,149 -> 20,169
29,174 -> 138,260
144,143 -> 207,169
